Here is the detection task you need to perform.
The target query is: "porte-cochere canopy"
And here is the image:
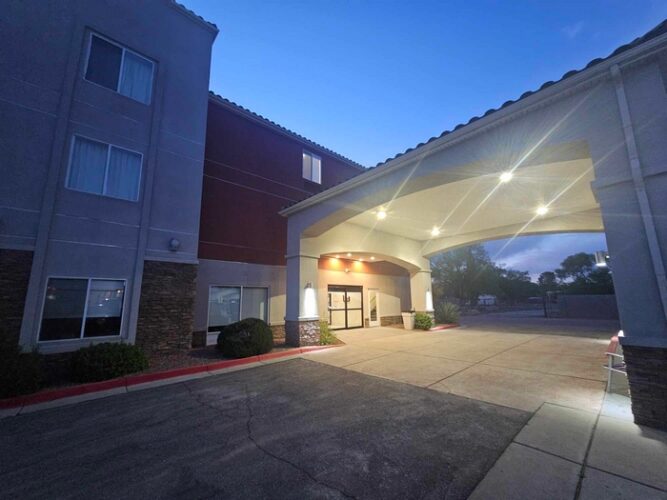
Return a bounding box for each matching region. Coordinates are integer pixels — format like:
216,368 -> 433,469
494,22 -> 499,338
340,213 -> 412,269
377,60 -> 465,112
281,21 -> 667,370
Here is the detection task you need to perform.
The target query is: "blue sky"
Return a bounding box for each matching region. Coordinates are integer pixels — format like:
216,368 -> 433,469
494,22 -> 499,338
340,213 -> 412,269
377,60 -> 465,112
186,0 -> 667,278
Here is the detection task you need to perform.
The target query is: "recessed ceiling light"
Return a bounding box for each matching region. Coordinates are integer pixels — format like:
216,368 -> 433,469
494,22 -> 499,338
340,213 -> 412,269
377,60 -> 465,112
431,226 -> 441,237
376,209 -> 387,220
499,171 -> 513,183
346,252 -> 352,257
536,205 -> 549,216
370,256 -> 375,260
335,254 -> 340,258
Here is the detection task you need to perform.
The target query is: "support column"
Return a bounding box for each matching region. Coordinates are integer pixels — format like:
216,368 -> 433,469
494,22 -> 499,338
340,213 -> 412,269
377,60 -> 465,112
410,268 -> 434,315
285,253 -> 320,347
589,64 -> 667,429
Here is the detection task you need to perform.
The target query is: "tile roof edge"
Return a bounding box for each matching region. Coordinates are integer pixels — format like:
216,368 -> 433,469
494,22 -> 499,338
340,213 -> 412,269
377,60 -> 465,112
208,91 -> 366,170
169,0 -> 219,32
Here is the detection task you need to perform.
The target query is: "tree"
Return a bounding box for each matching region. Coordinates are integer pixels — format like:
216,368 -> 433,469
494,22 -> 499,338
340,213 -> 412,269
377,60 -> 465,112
555,252 -> 594,281
497,268 -> 539,304
538,271 -> 559,294
553,252 -> 615,295
431,245 -> 499,304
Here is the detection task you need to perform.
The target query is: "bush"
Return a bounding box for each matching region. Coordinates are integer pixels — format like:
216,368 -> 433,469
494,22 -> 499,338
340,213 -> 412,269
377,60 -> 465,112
435,302 -> 460,324
319,321 -> 338,345
414,312 -> 433,330
217,318 -> 273,358
0,339 -> 43,398
70,343 -> 148,383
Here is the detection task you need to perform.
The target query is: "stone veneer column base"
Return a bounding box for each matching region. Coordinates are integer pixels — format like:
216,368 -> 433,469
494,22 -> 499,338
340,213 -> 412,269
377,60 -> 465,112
270,324 -> 286,345
135,260 -> 197,358
0,249 -> 34,346
623,345 -> 667,430
380,315 -> 402,326
285,319 -> 320,347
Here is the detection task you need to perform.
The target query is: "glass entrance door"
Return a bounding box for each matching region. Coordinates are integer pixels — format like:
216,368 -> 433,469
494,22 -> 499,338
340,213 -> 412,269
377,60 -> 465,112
328,285 -> 364,330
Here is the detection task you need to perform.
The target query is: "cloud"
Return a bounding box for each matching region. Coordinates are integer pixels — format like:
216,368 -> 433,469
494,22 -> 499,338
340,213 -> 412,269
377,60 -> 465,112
484,233 -> 607,280
562,21 -> 584,39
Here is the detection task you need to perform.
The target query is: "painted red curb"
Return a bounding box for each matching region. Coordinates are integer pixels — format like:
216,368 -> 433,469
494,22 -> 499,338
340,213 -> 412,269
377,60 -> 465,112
0,345 -> 339,411
430,324 -> 459,331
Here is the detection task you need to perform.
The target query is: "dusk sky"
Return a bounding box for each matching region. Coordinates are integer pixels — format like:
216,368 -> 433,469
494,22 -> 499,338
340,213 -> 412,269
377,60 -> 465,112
187,0 -> 667,279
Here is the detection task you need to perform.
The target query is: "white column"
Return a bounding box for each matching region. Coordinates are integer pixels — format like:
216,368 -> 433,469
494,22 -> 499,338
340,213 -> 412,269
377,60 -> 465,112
410,269 -> 433,313
285,254 -> 320,322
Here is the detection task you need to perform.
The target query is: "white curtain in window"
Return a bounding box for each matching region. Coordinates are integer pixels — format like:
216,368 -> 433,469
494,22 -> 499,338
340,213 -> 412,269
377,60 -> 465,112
67,137 -> 108,194
120,52 -> 153,104
302,153 -> 312,180
312,156 -> 321,183
241,287 -> 268,322
107,147 -> 141,200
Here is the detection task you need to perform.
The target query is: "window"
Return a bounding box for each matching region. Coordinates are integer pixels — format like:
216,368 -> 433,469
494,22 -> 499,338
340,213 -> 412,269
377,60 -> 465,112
85,34 -> 154,104
302,151 -> 321,184
66,136 -> 142,201
39,278 -> 125,341
208,286 -> 268,332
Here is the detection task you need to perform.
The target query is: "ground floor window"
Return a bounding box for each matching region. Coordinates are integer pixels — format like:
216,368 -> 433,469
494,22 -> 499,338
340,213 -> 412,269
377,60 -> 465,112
208,286 -> 268,332
39,278 -> 125,341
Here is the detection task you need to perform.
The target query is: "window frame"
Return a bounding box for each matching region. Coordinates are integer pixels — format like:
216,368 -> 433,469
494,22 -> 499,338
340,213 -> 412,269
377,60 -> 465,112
64,134 -> 144,202
207,285 -> 270,333
302,150 -> 322,184
83,32 -> 155,105
37,276 -> 128,343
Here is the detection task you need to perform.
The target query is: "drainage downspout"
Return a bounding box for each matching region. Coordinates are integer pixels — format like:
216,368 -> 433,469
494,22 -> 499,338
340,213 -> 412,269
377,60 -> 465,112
610,64 -> 667,323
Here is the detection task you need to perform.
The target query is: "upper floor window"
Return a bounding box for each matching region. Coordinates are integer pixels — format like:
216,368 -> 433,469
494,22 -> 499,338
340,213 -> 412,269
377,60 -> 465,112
85,34 -> 154,104
302,151 -> 321,184
66,136 -> 142,201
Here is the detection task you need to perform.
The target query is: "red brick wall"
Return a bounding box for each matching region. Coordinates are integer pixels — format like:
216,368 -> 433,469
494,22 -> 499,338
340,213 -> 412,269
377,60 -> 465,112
199,100 -> 363,266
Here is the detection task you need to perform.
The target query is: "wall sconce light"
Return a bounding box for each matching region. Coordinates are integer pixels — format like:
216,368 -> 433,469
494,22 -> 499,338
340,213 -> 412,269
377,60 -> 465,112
168,238 -> 181,252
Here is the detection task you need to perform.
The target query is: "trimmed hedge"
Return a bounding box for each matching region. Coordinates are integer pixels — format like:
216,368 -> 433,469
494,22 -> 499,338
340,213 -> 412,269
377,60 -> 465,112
217,318 -> 273,358
0,339 -> 43,398
414,312 -> 433,330
70,343 -> 148,383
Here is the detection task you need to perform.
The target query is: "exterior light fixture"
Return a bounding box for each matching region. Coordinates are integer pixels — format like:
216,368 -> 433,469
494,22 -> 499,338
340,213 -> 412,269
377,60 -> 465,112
536,205 -> 549,216
499,171 -> 513,183
431,226 -> 441,237
370,256 -> 375,260
376,209 -> 387,220
346,252 -> 352,257
335,254 -> 340,258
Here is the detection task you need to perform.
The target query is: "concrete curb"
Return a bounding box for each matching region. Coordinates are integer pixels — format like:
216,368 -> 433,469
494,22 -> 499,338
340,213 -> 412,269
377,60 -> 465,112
0,345 -> 337,415
430,324 -> 459,331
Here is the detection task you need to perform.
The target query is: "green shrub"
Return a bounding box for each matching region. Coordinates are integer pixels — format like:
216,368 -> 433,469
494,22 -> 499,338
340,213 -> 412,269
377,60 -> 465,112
319,321 -> 338,345
0,338 -> 43,398
70,343 -> 148,383
435,302 -> 460,324
217,318 -> 273,358
414,312 -> 433,330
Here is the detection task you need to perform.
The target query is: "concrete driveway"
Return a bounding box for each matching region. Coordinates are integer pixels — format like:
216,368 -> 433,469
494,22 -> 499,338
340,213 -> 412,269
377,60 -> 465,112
305,323 -> 611,412
0,359 -> 527,499
303,317 -> 667,498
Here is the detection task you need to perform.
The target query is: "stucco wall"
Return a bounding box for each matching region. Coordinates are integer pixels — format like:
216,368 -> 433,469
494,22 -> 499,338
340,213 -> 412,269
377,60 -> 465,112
1,0 -> 216,352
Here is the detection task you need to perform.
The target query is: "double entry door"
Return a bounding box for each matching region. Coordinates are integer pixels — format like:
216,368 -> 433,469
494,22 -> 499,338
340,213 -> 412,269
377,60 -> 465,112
328,285 -> 363,330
